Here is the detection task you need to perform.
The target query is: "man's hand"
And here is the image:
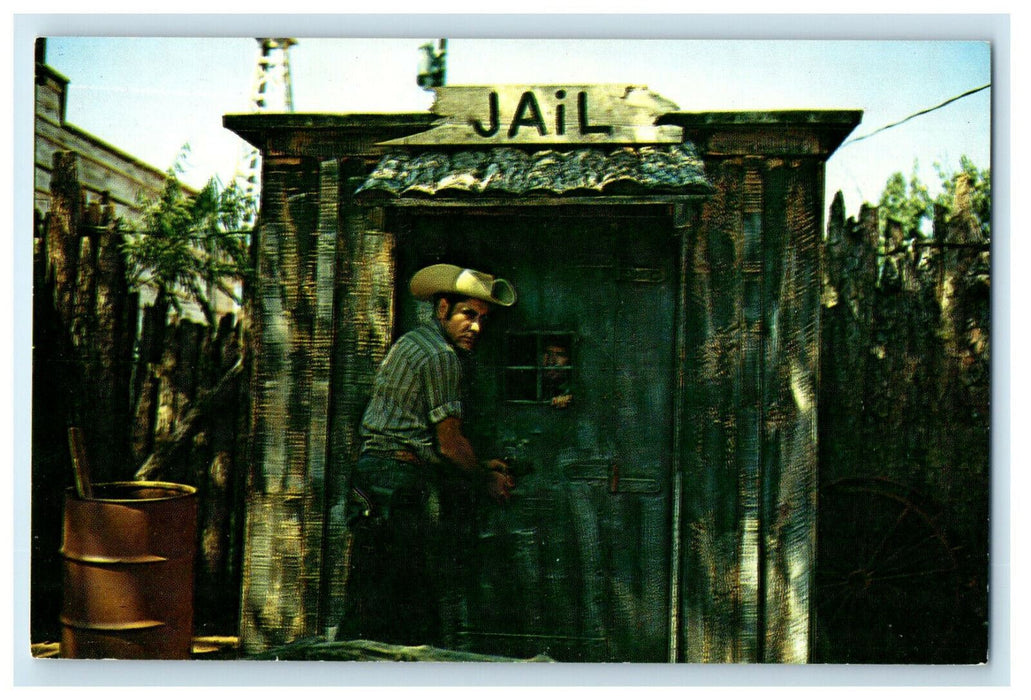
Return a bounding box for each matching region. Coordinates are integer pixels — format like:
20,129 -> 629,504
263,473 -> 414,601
486,458 -> 511,475
436,418 -> 515,503
550,394 -> 573,409
486,461 -> 515,503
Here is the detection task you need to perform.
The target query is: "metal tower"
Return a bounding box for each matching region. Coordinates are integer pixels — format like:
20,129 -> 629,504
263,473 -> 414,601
233,38 -> 296,226
417,39 -> 447,90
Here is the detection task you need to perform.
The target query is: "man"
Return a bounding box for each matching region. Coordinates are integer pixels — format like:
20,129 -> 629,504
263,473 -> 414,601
337,263 -> 517,647
541,336 -> 573,409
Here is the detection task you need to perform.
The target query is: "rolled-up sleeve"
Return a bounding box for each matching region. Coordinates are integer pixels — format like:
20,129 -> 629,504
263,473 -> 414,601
423,348 -> 463,425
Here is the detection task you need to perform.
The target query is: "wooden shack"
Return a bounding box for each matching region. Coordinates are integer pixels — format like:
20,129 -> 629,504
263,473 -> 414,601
224,85 -> 860,663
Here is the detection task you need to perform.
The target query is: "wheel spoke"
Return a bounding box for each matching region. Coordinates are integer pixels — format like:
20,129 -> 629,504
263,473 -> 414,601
817,578 -> 853,590
862,501 -> 913,570
871,532 -> 950,575
822,587 -> 859,627
869,567 -> 957,584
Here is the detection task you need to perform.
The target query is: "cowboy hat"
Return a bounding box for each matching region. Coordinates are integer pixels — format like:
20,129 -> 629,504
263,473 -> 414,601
410,264 -> 517,307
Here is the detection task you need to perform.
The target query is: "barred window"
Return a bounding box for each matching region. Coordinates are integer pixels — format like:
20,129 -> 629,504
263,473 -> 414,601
504,332 -> 575,404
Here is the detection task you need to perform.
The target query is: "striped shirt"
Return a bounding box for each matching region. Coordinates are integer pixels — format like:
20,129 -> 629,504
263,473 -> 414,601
359,321 -> 464,465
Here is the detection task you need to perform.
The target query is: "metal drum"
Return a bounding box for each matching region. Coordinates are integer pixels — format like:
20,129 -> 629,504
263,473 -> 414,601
60,482 -> 197,659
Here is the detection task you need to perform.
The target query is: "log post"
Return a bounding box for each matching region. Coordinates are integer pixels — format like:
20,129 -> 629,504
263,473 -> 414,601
238,154 -> 335,653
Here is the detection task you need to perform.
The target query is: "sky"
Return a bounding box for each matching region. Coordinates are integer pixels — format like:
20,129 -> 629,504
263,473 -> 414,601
35,29 -> 994,219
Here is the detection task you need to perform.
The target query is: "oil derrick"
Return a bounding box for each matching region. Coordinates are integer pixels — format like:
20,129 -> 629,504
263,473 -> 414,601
233,38 -> 296,227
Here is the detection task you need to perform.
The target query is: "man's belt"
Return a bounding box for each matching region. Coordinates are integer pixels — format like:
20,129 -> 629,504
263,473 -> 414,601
391,450 -> 425,466
363,449 -> 427,467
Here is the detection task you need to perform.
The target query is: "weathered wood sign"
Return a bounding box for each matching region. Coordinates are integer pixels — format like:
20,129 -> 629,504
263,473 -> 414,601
380,85 -> 683,146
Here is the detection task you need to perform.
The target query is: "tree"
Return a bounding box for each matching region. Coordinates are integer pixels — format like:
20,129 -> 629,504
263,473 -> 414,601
877,157 -> 990,241
123,162 -> 253,326
877,161 -> 933,240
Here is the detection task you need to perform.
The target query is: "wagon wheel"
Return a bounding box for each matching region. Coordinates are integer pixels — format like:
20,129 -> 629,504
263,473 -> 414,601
813,476 -> 961,663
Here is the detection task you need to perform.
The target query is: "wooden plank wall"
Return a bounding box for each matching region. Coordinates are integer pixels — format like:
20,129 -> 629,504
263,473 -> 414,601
759,160 -> 821,663
35,109 -> 173,221
238,151 -> 398,648
679,154 -> 754,663
238,154 -> 331,653
678,154 -> 822,663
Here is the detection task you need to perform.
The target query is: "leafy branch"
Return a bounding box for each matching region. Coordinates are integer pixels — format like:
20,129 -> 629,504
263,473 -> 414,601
123,161 -> 254,326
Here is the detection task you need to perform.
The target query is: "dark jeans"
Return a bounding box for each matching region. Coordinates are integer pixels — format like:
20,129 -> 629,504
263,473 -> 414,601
337,454 -> 445,647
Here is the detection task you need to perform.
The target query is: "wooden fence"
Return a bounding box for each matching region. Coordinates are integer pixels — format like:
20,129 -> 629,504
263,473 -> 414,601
31,151 -> 248,639
816,178 -> 990,663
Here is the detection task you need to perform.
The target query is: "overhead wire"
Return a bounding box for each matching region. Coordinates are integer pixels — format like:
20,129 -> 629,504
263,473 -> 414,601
839,82 -> 991,149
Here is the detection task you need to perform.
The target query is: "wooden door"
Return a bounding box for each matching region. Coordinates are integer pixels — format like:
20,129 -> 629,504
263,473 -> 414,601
395,208 -> 677,661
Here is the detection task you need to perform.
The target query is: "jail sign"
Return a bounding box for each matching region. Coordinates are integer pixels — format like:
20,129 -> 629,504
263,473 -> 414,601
380,85 -> 684,146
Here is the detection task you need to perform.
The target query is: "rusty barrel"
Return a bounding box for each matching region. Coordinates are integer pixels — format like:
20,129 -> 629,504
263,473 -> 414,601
60,481 -> 197,659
